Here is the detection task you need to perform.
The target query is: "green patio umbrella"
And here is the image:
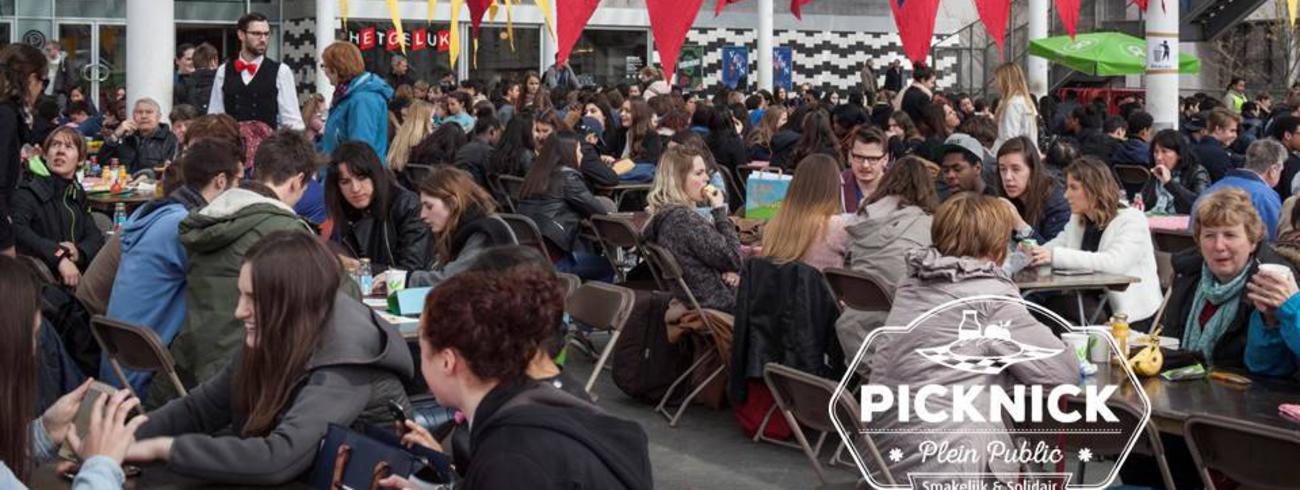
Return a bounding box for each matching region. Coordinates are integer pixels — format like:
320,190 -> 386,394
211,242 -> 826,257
1029,31 -> 1200,76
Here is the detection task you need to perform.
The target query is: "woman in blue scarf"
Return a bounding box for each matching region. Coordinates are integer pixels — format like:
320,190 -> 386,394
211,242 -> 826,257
1161,187 -> 1295,369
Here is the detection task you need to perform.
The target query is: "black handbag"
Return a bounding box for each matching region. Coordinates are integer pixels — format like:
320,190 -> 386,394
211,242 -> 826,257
306,423 -> 454,489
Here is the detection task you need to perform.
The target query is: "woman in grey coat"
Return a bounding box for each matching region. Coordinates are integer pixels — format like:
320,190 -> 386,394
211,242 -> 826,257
865,193 -> 1078,482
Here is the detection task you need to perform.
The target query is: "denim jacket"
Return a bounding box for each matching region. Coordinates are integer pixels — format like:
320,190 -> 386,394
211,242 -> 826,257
0,419 -> 124,489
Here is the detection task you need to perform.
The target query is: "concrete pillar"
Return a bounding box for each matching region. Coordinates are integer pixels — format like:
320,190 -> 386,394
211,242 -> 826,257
1026,0 -> 1049,98
126,0 -> 174,121
757,0 -> 773,91
1146,0 -> 1179,130
542,1 -> 558,71
317,0 -> 335,106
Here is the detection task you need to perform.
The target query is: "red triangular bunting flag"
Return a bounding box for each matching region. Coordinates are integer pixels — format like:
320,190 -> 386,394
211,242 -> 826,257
889,0 -> 941,64
715,0 -> 744,16
646,0 -> 705,82
791,0 -> 815,19
1130,0 -> 1149,11
974,0 -> 1010,60
466,0 -> 492,38
1055,0 -> 1081,39
557,0 -> 600,65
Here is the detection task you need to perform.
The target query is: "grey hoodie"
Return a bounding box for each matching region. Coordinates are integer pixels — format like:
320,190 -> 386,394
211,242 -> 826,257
138,291 -> 414,485
865,248 -> 1078,481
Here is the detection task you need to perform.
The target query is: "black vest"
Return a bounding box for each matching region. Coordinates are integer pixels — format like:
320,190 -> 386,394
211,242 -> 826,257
221,58 -> 280,129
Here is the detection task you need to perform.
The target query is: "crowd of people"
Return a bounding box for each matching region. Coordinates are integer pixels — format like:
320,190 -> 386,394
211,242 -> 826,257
2,9 -> 1300,489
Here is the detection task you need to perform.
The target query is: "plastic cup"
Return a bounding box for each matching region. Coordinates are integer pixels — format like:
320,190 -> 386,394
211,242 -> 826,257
1062,333 -> 1089,364
387,269 -> 408,294
1088,332 -> 1111,363
1259,263 -> 1294,283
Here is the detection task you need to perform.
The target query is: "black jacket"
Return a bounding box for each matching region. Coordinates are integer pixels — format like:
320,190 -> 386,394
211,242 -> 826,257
708,132 -> 749,173
580,142 -> 619,188
1139,163 -> 1211,215
517,167 -> 608,252
728,258 -> 843,405
0,101 -> 32,203
1278,150 -> 1300,199
185,69 -> 218,114
605,128 -> 665,164
1194,137 -> 1244,183
749,129 -> 799,166
11,175 -> 105,273
884,66 -> 903,93
331,185 -> 432,272
1014,188 -> 1071,243
901,85 -> 932,124
101,124 -> 180,174
455,139 -> 495,189
464,382 -> 652,490
1161,246 -> 1296,369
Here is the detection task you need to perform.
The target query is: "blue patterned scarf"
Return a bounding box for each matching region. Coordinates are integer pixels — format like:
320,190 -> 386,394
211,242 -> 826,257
1182,263 -> 1250,363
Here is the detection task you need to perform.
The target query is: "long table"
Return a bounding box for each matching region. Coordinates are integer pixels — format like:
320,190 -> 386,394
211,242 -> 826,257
1094,363 -> 1300,435
1014,270 -> 1139,324
32,463 -> 311,489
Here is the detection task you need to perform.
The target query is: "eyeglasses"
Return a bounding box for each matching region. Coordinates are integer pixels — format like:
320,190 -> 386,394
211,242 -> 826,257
851,153 -> 889,165
243,30 -> 271,38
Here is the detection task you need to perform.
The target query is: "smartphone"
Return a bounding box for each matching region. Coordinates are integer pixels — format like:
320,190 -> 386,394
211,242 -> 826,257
388,400 -> 410,427
59,381 -> 120,462
1054,268 -> 1095,276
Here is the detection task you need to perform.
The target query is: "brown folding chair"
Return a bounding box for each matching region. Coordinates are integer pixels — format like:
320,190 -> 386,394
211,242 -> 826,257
89,315 -> 188,398
497,174 -> 525,203
557,272 -> 581,297
590,214 -> 649,285
1113,165 -> 1151,189
565,281 -> 635,401
823,268 -> 893,312
1016,394 -> 1175,489
1185,414 -> 1300,490
641,242 -> 729,427
764,363 -> 896,485
497,213 -> 552,258
1151,251 -> 1175,329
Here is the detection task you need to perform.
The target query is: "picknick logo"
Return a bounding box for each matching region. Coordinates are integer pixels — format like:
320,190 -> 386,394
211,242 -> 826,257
830,295 -> 1151,490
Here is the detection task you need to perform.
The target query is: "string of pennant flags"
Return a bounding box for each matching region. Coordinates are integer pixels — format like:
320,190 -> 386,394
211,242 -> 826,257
344,0 -> 1090,79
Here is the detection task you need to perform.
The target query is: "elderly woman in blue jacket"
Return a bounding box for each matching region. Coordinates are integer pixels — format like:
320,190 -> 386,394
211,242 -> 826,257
319,41 -> 393,161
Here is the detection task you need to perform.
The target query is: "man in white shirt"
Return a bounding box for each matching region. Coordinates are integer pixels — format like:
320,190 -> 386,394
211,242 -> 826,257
207,12 -> 304,130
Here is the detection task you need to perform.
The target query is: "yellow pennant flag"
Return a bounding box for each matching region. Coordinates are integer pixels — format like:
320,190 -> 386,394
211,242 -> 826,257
534,0 -> 555,37
428,0 -> 438,24
450,0 -> 463,69
1290,0 -> 1298,26
340,0 -> 349,27
505,0 -> 516,51
489,0 -> 499,21
385,0 -> 407,54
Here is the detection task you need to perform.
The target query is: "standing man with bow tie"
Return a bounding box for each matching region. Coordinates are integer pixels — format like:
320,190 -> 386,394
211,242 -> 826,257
207,12 -> 304,130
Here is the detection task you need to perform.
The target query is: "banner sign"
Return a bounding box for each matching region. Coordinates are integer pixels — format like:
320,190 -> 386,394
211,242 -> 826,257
676,44 -> 704,91
721,45 -> 749,90
773,46 -> 793,92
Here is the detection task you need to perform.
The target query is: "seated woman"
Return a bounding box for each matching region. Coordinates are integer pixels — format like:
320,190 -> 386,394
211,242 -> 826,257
761,154 -> 854,271
745,106 -> 790,164
379,267 -> 652,489
517,133 -> 613,281
836,157 -> 938,363
1245,243 -> 1300,376
996,135 -> 1070,243
785,110 -> 841,171
642,145 -> 743,313
1029,156 -> 1163,324
0,255 -> 146,490
1139,129 -> 1210,215
325,142 -> 432,274
669,131 -> 732,212
408,166 -> 515,288
11,127 -> 105,287
1162,187 -> 1294,369
130,231 -> 413,485
869,192 -> 1077,480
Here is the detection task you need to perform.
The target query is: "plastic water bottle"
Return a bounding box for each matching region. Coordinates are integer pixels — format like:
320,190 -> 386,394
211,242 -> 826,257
112,203 -> 127,234
88,156 -> 100,177
1133,193 -> 1145,212
358,258 -> 374,296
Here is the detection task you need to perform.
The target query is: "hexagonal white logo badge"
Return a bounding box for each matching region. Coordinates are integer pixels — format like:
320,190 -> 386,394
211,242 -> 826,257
830,294 -> 1152,490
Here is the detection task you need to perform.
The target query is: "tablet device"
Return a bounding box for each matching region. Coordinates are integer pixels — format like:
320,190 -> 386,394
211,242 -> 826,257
58,381 -> 121,462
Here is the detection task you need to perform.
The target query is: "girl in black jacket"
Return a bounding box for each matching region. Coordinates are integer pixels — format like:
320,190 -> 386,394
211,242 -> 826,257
324,142 -> 432,273
0,44 -> 47,246
11,127 -> 104,287
1140,129 -> 1210,215
517,133 -> 612,280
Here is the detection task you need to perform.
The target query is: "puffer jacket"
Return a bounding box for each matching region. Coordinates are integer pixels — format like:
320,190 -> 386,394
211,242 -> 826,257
330,184 -> 432,272
868,248 -> 1078,481
835,196 -> 932,368
100,124 -> 180,174
138,292 -> 414,485
10,175 -> 105,273
517,167 -> 609,252
1043,208 -> 1163,322
641,205 -> 743,312
153,188 -> 310,406
320,72 -> 394,161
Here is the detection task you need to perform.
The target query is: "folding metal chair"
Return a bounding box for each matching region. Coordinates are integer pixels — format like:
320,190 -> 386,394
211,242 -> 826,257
1151,250 -> 1175,328
764,363 -> 895,485
641,242 -> 728,427
89,315 -> 188,398
498,213 -> 552,258
497,174 -> 526,211
1113,165 -> 1152,199
1185,414 -> 1300,490
565,281 -> 635,401
557,272 -> 581,297
823,268 -> 893,312
590,214 -> 650,285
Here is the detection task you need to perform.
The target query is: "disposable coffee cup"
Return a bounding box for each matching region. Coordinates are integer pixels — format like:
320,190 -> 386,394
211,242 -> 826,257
387,269 -> 408,294
1088,332 -> 1111,363
1259,263 -> 1294,283
1062,333 -> 1089,364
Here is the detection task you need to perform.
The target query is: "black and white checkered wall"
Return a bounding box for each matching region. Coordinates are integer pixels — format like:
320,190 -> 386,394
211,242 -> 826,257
282,17 -> 319,99
686,26 -> 959,93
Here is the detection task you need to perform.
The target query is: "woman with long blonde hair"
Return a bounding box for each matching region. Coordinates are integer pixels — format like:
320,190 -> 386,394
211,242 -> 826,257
761,154 -> 852,271
992,63 -> 1038,151
387,99 -> 434,172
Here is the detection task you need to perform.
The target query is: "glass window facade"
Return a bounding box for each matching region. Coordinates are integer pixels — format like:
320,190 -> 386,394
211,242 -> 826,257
55,0 -> 125,19
567,29 -> 647,87
344,20 -> 455,86
470,25 -> 540,84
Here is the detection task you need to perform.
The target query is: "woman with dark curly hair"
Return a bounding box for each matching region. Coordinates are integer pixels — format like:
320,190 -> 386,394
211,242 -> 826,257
379,267 -> 652,490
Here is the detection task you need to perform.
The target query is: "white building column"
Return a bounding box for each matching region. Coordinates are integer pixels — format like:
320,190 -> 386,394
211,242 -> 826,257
126,0 -> 174,120
542,1 -> 558,69
317,0 -> 336,105
1026,0 -> 1049,97
757,0 -> 773,91
1146,0 -> 1179,130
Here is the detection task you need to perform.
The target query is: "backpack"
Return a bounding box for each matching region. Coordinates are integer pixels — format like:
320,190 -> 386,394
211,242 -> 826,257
611,290 -> 693,404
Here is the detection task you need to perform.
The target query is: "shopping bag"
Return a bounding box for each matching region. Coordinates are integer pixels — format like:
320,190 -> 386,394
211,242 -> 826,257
744,171 -> 792,220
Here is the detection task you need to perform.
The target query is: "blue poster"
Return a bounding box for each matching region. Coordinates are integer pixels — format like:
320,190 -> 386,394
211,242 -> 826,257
721,46 -> 749,90
773,46 -> 793,92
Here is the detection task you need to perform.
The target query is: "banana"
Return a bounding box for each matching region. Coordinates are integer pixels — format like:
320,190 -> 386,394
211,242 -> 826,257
1127,338 -> 1164,377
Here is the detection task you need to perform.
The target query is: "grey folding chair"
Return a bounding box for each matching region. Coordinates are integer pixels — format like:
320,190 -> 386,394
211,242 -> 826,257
89,315 -> 188,398
1151,250 -> 1175,329
641,242 -> 728,427
1185,414 -> 1300,490
498,213 -> 552,258
557,272 -> 581,298
590,214 -> 649,285
497,174 -> 526,210
565,281 -> 635,401
764,363 -> 895,485
823,268 -> 893,312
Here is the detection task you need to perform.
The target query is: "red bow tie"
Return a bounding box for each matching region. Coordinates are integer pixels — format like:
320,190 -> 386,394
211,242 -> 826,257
235,59 -> 259,75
